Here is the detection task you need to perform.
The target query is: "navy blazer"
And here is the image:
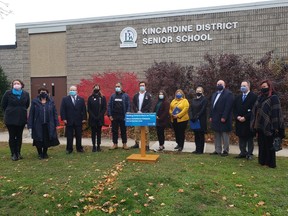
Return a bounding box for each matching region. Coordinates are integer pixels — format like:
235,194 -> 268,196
210,88 -> 234,132
60,95 -> 87,126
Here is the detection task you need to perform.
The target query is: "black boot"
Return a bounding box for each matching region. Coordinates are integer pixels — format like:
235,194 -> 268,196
11,153 -> 18,161
92,145 -> 97,152
131,141 -> 139,149
37,147 -> 43,159
97,145 -> 101,152
42,147 -> 48,159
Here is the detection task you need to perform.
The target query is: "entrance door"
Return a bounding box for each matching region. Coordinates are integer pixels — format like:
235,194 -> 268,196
31,77 -> 67,113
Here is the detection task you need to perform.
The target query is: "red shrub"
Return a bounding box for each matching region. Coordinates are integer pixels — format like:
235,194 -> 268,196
77,72 -> 139,102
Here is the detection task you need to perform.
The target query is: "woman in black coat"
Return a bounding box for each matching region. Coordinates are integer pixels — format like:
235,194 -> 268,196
28,87 -> 60,159
87,84 -> 107,152
1,79 -> 30,161
154,90 -> 170,151
189,86 -> 208,154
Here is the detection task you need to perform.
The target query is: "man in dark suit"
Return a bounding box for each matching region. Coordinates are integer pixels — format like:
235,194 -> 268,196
60,85 -> 87,154
209,80 -> 234,156
130,81 -> 152,150
233,81 -> 257,160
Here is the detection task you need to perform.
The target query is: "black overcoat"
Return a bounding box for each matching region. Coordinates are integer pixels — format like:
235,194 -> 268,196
87,94 -> 107,127
233,91 -> 257,137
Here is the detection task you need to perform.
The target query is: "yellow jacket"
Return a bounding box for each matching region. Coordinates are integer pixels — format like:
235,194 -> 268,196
169,98 -> 190,122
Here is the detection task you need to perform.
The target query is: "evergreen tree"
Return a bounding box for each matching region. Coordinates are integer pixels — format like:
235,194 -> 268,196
0,65 -> 10,119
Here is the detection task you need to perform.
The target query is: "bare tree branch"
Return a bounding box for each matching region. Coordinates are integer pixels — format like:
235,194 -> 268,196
0,1 -> 12,19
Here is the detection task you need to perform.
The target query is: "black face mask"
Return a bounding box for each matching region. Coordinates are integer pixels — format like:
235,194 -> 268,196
216,85 -> 224,91
40,92 -> 48,99
196,93 -> 202,97
261,88 -> 269,94
93,89 -> 100,94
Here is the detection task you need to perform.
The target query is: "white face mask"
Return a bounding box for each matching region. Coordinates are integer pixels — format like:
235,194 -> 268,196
159,95 -> 164,99
13,84 -> 22,90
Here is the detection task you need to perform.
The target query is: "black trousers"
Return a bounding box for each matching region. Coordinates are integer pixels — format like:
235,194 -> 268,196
172,120 -> 188,149
66,124 -> 83,152
91,125 -> 102,146
194,131 -> 205,153
257,131 -> 276,168
156,126 -> 165,146
111,119 -> 127,144
6,124 -> 25,156
238,136 -> 254,156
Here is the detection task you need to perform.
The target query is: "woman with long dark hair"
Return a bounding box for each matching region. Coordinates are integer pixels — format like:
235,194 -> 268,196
250,80 -> 285,168
87,84 -> 107,152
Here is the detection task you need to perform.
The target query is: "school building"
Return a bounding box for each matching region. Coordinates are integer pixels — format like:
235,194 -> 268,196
0,0 -> 287,111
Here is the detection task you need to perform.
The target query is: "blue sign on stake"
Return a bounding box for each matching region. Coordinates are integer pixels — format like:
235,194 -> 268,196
125,113 -> 156,126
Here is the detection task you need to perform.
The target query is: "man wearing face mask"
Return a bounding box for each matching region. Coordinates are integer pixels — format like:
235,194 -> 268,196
131,81 -> 152,150
209,80 -> 234,156
107,82 -> 130,150
233,81 -> 257,160
1,79 -> 30,161
87,84 -> 107,152
60,85 -> 87,154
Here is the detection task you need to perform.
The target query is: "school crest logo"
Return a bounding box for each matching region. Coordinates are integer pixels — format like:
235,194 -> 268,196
120,27 -> 137,48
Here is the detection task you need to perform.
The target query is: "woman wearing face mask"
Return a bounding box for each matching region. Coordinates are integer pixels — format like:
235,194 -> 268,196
153,90 -> 170,152
1,79 -> 30,161
87,84 -> 107,152
28,87 -> 60,159
169,89 -> 190,152
189,86 -> 208,154
250,80 -> 285,168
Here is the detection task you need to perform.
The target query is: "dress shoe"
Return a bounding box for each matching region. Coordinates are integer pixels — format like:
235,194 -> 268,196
145,145 -> 150,151
11,154 -> 18,161
43,153 -> 49,159
109,144 -> 118,150
92,146 -> 97,152
97,146 -> 102,152
131,143 -> 139,149
174,145 -> 180,149
18,153 -> 23,159
210,151 -> 219,155
177,147 -> 183,152
235,154 -> 246,159
38,154 -> 44,160
77,149 -> 84,153
66,150 -> 73,154
246,155 -> 253,160
221,151 -> 229,157
122,143 -> 129,150
192,151 -> 203,154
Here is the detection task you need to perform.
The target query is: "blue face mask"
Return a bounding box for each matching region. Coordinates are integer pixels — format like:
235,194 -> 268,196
176,94 -> 182,99
69,90 -> 77,96
240,86 -> 247,93
140,86 -> 145,92
159,95 -> 164,100
115,87 -> 121,92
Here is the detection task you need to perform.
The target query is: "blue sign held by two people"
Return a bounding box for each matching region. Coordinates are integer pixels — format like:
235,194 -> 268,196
125,113 -> 156,127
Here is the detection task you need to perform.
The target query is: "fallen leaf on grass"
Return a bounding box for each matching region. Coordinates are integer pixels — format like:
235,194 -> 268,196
134,209 -> 141,214
144,203 -> 149,207
160,203 -> 165,206
43,194 -> 50,198
253,194 -> 258,198
235,184 -> 243,187
134,192 -> 138,196
108,207 -> 116,214
178,189 -> 184,193
120,199 -> 126,203
76,212 -> 81,216
148,196 -> 155,200
232,172 -> 236,175
228,204 -> 234,208
126,187 -> 132,192
222,196 -> 227,201
256,201 -> 265,207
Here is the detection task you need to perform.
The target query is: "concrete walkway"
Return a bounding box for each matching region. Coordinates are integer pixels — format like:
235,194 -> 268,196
0,129 -> 287,157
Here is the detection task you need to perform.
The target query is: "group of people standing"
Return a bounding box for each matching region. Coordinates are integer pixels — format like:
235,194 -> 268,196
1,78 -> 285,168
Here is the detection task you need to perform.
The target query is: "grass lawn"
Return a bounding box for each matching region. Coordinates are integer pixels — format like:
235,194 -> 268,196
0,142 -> 287,216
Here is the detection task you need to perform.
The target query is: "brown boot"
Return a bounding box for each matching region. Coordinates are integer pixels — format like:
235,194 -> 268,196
122,143 -> 129,150
110,144 -> 118,150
